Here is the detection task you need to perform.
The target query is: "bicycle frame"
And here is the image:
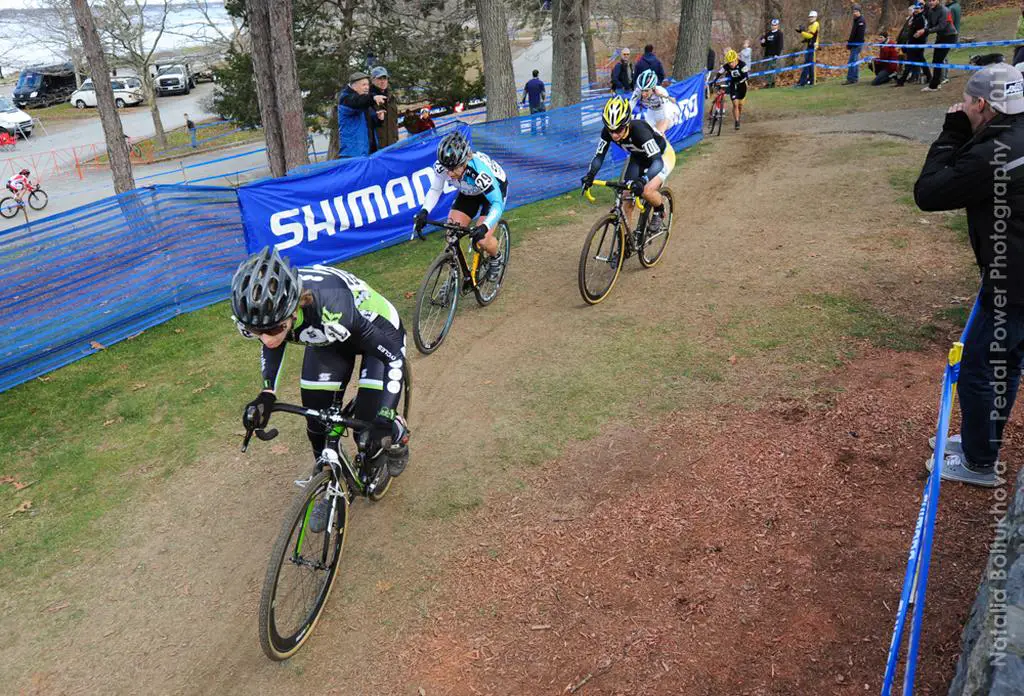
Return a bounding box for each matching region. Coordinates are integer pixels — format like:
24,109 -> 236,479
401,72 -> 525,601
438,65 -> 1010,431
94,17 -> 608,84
424,219 -> 486,291
584,179 -> 647,234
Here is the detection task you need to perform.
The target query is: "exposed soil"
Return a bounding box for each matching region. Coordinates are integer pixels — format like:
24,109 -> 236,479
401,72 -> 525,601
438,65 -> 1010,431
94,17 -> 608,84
403,349 -> 1011,695
3,119 -> 995,696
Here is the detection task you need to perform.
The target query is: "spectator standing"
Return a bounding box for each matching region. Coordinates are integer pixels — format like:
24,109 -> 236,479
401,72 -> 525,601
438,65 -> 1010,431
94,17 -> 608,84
706,46 -> 716,96
404,106 -> 436,135
946,0 -> 961,34
739,40 -> 753,67
337,72 -> 385,158
1013,1 -> 1024,65
914,63 -> 1024,487
611,48 -> 634,94
870,33 -> 901,85
922,0 -> 958,91
521,69 -> 547,135
185,113 -> 197,149
370,66 -> 399,149
895,3 -> 930,87
844,5 -> 867,84
796,10 -> 820,87
760,19 -> 784,88
635,44 -> 666,85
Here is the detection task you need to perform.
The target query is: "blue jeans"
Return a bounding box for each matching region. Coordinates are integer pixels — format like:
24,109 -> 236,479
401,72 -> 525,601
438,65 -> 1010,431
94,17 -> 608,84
958,299 -> 1024,470
847,47 -> 861,82
798,47 -> 816,85
189,128 -> 197,148
528,104 -> 546,134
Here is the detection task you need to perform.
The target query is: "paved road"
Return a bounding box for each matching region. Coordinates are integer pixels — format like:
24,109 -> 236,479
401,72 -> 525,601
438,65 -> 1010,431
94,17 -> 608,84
512,33 -> 589,87
9,83 -> 217,158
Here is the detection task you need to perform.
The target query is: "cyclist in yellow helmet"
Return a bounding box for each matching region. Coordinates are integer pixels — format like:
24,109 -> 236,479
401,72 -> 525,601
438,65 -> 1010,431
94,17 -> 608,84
712,49 -> 749,130
580,96 -> 676,235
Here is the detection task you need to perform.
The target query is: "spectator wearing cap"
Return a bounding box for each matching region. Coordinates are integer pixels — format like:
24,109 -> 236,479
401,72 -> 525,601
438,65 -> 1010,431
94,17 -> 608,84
922,0 -> 958,92
895,3 -> 930,87
337,71 -> 386,158
634,44 -> 665,86
611,48 -> 634,94
844,5 -> 867,85
870,33 -> 901,85
370,66 -> 399,149
759,19 -> 784,88
795,10 -> 820,87
914,63 -> 1024,487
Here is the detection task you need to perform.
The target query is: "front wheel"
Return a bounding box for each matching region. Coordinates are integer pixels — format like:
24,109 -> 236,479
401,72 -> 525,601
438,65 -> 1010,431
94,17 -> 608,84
27,189 -> 47,211
75,100 -> 86,110
258,471 -> 347,661
473,220 -> 510,307
637,188 -> 673,268
413,252 -> 461,354
578,214 -> 625,305
115,98 -> 126,108
0,197 -> 20,219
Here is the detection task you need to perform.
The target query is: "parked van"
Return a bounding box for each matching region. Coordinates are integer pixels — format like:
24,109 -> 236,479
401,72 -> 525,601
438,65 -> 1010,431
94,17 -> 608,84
154,64 -> 194,96
0,96 -> 34,138
13,63 -> 77,109
70,77 -> 145,109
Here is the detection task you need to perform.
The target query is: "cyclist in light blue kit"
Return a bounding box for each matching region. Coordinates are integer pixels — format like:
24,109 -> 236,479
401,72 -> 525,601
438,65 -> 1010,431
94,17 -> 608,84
414,131 -> 509,281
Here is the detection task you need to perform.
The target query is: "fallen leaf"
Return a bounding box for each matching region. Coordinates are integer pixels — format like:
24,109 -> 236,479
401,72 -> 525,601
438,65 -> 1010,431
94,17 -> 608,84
89,340 -> 106,351
728,355 -> 738,365
10,500 -> 32,516
103,419 -> 117,427
404,291 -> 415,299
192,382 -> 212,394
131,382 -> 147,391
37,376 -> 51,383
174,328 -> 184,334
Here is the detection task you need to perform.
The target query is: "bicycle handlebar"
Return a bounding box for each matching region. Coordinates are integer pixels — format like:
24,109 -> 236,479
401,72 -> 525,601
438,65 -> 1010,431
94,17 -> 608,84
241,402 -> 375,453
582,180 -> 646,212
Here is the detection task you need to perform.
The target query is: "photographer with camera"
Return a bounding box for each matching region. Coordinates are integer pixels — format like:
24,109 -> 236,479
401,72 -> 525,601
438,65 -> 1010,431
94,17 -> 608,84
371,66 -> 399,149
795,10 -> 820,87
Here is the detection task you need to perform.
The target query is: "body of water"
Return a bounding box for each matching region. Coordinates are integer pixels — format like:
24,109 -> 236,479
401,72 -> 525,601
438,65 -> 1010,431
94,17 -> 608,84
0,2 -> 236,75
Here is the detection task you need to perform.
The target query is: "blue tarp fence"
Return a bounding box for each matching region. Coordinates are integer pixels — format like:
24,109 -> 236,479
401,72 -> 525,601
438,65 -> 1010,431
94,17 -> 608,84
0,71 -> 705,393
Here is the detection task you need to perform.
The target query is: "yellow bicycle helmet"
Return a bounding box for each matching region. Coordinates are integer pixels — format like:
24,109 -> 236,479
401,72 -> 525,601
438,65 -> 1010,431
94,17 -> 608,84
725,49 -> 738,64
602,96 -> 631,131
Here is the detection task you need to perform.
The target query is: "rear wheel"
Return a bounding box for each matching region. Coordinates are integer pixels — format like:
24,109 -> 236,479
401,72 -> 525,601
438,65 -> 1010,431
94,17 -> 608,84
638,188 -> 673,268
75,100 -> 86,110
258,471 -> 346,661
0,197 -> 20,219
27,189 -> 47,211
578,215 -> 625,305
413,253 -> 461,354
473,220 -> 510,307
115,98 -> 126,108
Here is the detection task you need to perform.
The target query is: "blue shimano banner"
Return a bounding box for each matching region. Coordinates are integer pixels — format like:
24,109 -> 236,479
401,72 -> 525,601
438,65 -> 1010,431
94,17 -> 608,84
238,132 -> 460,266
238,72 -> 705,266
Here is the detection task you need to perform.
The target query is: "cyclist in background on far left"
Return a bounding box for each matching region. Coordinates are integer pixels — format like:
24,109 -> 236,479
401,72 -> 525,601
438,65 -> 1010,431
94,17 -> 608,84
713,49 -> 749,130
6,168 -> 31,204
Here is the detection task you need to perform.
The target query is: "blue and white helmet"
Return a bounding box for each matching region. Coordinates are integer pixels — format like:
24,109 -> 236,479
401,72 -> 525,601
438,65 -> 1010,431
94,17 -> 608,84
637,69 -> 658,90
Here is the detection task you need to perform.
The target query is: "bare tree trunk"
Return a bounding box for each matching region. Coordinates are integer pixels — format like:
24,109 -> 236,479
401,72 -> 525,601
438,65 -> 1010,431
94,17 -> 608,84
268,0 -> 309,171
476,0 -> 518,120
551,0 -> 582,108
878,0 -> 894,32
654,0 -> 663,23
143,76 -> 167,149
580,0 -> 597,87
673,0 -> 713,80
70,0 -> 134,193
247,0 -> 286,177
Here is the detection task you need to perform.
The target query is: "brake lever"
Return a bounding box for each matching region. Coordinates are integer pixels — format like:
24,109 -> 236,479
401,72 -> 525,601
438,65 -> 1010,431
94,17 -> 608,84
241,428 -> 254,453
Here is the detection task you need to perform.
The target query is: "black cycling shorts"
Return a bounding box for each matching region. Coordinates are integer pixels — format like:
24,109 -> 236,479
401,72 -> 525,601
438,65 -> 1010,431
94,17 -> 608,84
449,179 -> 509,222
729,84 -> 747,101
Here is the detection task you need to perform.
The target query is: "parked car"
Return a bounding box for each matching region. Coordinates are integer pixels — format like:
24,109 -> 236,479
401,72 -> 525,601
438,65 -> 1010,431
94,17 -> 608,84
12,63 -> 77,109
154,64 -> 194,96
0,96 -> 34,138
70,77 -> 145,109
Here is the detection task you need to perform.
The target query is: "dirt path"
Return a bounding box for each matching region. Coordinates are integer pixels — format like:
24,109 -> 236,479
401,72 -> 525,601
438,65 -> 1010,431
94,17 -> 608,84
3,122 -> 987,695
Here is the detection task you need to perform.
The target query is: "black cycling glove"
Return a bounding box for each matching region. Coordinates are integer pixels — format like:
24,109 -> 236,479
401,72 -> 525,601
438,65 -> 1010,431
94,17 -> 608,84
243,391 -> 276,430
471,224 -> 489,244
413,209 -> 428,232
580,174 -> 594,192
629,177 -> 647,197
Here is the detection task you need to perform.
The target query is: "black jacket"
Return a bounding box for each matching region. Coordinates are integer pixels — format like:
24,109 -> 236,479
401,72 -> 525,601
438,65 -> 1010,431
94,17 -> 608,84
905,13 -> 928,45
634,51 -> 665,84
370,84 -> 398,149
611,60 -> 634,91
924,3 -> 957,38
915,112 -> 1024,306
847,16 -> 866,48
706,48 -> 716,71
760,29 -> 783,56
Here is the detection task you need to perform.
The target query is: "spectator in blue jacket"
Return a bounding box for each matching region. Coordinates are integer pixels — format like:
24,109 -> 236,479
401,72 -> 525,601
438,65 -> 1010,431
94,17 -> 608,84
337,71 -> 386,158
634,44 -> 665,86
611,48 -> 634,94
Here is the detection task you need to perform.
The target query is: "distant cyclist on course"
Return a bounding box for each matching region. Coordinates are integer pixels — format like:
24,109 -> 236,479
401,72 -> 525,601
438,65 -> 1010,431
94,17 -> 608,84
232,246 -> 410,478
629,69 -> 682,134
6,168 -> 31,203
414,130 -> 508,281
580,96 -> 675,235
714,49 -> 749,130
